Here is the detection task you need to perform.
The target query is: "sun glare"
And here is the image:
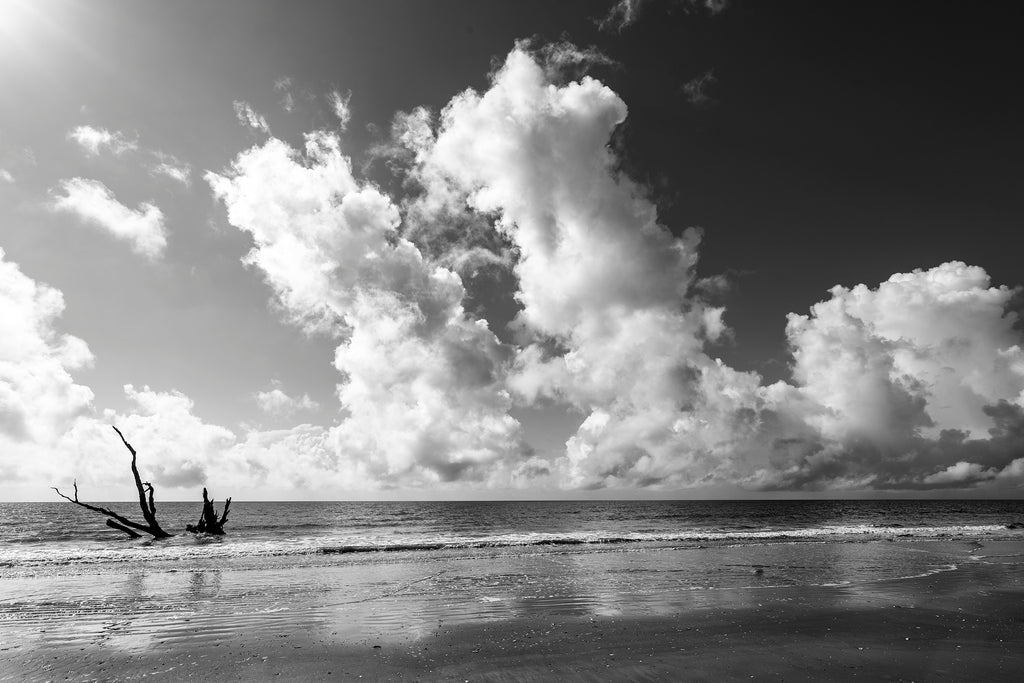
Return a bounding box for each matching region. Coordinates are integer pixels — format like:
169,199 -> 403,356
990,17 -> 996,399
0,0 -> 85,62
0,0 -> 102,90
0,0 -> 45,57
0,0 -> 36,32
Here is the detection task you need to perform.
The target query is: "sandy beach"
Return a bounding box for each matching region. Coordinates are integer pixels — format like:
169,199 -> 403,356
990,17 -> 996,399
3,538 -> 1022,681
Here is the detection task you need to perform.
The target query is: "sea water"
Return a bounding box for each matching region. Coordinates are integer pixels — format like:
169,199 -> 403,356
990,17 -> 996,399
2,499 -> 1022,652
2,499 -> 1022,573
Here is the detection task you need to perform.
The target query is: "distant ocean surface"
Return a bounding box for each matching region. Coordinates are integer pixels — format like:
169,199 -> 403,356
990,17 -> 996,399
4,499 -> 1024,652
2,499 -> 1022,576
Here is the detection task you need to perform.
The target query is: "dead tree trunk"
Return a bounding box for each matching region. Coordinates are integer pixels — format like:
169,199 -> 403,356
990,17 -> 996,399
54,426 -> 235,539
113,425 -> 172,538
53,426 -> 173,539
186,488 -> 231,535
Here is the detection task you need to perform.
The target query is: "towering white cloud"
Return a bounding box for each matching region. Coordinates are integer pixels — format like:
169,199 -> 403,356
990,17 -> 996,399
51,178 -> 167,259
68,125 -> 138,156
207,130 -> 533,487
753,262 -> 1024,491
403,45 -> 1024,493
787,262 -> 1024,443
0,249 -> 245,497
31,383 -> 242,501
0,248 -> 94,448
408,46 -> 757,489
0,250 -> 363,499
16,43 -> 1012,499
0,249 -> 231,496
100,385 -> 236,488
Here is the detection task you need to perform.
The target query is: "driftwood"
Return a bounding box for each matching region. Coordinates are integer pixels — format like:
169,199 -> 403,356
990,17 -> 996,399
53,426 -> 232,539
186,487 -> 231,535
53,426 -> 172,539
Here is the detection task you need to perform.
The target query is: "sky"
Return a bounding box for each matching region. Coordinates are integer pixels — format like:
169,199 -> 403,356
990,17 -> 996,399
1,0 -> 1023,501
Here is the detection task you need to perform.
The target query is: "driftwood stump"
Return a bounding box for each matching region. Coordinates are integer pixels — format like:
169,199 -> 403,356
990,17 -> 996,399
186,488 -> 231,535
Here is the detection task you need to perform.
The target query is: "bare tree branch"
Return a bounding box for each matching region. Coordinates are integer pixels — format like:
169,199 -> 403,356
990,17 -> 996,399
54,427 -> 173,539
56,426 -> 233,540
111,425 -> 168,536
51,481 -> 153,537
106,519 -> 142,539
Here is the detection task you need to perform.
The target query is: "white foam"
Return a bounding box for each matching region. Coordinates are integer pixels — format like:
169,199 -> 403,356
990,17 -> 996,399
2,523 -> 1016,571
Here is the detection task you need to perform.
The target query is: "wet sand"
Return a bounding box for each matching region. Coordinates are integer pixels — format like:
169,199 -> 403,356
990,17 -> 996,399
2,540 -> 1023,681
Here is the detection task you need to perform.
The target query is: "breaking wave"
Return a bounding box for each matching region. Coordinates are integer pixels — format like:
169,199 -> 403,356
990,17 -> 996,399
4,523 -> 1019,570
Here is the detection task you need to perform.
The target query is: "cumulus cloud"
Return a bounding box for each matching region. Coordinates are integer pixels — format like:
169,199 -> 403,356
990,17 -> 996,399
233,100 -> 270,133
225,424 -> 332,490
376,107 -> 516,281
0,248 -> 94,446
255,384 -> 319,416
102,385 -> 236,488
8,40 -> 1021,497
26,383 -> 240,499
408,46 -> 752,489
0,169 -> 13,183
51,178 -> 167,258
787,262 -> 1024,443
207,127 -> 533,487
8,44 -> 1011,498
399,45 -> 1024,493
0,252 -> 335,498
68,125 -> 138,156
8,41 -> 992,499
922,461 -> 996,486
0,250 -> 243,496
752,264 -> 1024,491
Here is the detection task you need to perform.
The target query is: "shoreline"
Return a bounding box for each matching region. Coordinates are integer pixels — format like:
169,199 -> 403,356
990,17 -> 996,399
2,539 -> 1022,681
6,528 -> 1024,579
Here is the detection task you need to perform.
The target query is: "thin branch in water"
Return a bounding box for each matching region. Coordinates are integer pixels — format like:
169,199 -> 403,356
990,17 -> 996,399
51,480 -> 153,538
53,427 -> 173,539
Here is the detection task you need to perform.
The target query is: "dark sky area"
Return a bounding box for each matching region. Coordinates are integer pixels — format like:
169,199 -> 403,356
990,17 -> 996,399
605,2 -> 1023,379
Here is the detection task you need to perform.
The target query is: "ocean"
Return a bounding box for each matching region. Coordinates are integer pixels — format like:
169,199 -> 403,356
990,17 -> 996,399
3,499 -> 1022,575
2,499 -> 1024,675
